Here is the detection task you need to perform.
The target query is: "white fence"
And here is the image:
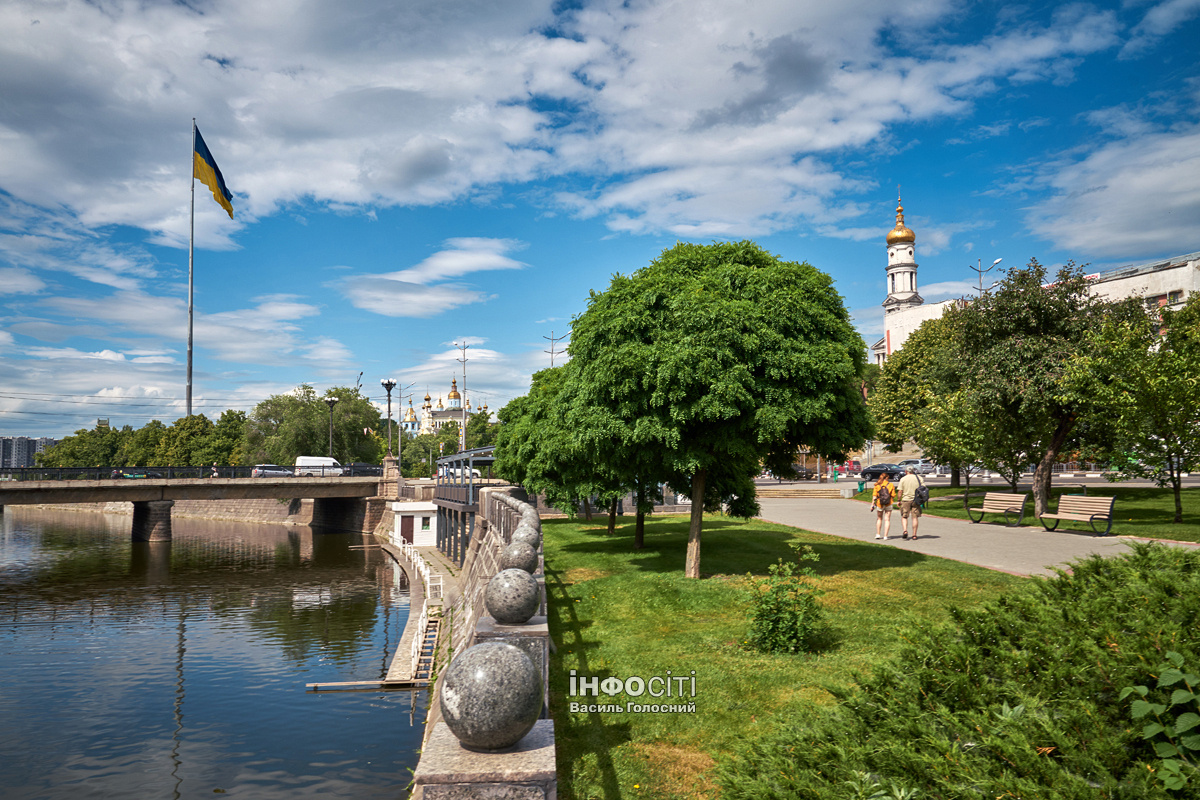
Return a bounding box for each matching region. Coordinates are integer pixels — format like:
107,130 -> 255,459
411,602 -> 430,676
396,540 -> 443,601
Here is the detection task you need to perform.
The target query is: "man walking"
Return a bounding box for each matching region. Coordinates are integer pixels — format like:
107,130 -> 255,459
897,465 -> 924,541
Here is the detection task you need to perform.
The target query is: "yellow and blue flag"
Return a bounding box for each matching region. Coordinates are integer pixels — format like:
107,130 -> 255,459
193,126 -> 234,218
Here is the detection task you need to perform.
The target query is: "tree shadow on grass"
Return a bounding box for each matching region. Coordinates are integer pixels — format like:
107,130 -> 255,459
544,562 -> 634,800
545,516 -> 928,579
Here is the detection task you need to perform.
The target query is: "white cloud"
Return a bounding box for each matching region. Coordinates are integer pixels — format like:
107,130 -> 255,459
1025,119 -> 1200,258
1121,0 -> 1200,58
339,238 -> 523,317
0,0 -> 1125,244
0,266 -> 44,294
920,280 -> 979,300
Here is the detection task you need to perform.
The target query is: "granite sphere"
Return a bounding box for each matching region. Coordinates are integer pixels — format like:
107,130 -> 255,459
500,541 -> 539,574
521,510 -> 541,528
485,568 -> 541,624
511,523 -> 541,550
440,642 -> 543,750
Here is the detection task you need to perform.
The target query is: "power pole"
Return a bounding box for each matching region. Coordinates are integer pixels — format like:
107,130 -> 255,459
543,330 -> 568,367
454,341 -> 469,451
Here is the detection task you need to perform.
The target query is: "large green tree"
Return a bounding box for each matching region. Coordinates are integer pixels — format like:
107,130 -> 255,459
952,259 -> 1141,515
37,423 -> 130,468
569,241 -> 872,578
1062,294 -> 1200,523
241,385 -> 384,466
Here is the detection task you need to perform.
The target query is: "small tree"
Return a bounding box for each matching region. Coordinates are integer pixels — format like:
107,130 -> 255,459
870,315 -> 979,487
1063,295 -> 1200,523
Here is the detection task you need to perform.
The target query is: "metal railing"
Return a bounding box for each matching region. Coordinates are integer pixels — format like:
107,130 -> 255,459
395,540 -> 442,601
0,464 -> 383,481
410,602 -> 429,677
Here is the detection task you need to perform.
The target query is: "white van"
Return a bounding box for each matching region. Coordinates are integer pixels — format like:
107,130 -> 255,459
294,456 -> 343,477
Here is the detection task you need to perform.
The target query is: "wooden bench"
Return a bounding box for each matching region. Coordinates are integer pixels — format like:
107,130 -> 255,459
1039,495 -> 1117,536
964,492 -> 1029,527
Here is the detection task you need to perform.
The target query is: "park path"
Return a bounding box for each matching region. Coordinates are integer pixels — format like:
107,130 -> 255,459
756,498 -> 1192,577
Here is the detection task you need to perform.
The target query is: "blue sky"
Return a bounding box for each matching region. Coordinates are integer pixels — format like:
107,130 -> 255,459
1,0 -> 1198,437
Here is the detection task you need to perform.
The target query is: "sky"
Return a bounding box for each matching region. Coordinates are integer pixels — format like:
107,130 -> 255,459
1,0 -> 1199,438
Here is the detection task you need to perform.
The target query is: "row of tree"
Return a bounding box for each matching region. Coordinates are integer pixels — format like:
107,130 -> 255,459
870,259 -> 1200,523
37,384 -> 498,475
493,241 -> 872,578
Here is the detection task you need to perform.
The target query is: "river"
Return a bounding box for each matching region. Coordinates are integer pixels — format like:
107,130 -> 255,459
0,507 -> 426,799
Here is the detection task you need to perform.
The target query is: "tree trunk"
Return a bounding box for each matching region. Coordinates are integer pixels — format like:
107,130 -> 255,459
1172,465 -> 1184,524
607,498 -> 617,535
582,498 -> 592,521
1033,416 -> 1075,517
949,461 -> 961,488
685,468 -> 706,579
634,484 -> 645,549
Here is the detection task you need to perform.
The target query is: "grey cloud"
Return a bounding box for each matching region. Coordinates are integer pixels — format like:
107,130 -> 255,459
692,35 -> 828,129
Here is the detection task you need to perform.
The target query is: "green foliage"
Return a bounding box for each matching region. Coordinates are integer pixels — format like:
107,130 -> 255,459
465,409 -> 498,450
870,315 -> 980,483
1121,651 -> 1200,792
1063,293 -> 1200,523
568,240 -> 872,574
400,426 -> 461,478
951,258 -> 1142,505
718,543 -> 1200,799
745,544 -> 825,654
37,412 -> 250,468
241,385 -> 383,466
36,422 -> 129,467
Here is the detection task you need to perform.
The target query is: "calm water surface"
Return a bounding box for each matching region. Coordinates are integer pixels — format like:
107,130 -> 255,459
0,508 -> 426,799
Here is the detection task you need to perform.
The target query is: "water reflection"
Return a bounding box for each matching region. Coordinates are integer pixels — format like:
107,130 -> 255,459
0,508 -> 425,800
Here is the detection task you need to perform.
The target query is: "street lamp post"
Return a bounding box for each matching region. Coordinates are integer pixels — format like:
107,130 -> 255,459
381,379 -> 396,457
325,397 -> 338,460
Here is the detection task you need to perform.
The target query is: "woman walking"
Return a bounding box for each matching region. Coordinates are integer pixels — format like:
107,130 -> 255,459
870,472 -> 896,540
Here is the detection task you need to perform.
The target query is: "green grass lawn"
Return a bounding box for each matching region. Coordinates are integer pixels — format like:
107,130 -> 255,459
544,514 -> 1024,800
850,484 -> 1200,542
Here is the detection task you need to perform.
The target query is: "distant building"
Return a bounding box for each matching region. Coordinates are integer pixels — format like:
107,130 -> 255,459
412,379 -> 489,437
869,196 -> 1200,366
0,436 -> 53,468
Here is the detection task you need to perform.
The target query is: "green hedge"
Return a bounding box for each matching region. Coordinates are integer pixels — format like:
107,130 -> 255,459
718,543 -> 1200,799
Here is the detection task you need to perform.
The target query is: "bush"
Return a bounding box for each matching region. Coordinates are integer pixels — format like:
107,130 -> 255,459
719,543 -> 1200,799
745,544 -> 825,654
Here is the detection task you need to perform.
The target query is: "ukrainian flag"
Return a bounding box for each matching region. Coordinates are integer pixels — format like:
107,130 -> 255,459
193,126 -> 234,218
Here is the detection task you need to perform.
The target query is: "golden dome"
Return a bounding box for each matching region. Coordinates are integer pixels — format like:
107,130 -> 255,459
447,378 -> 461,400
437,396 -> 444,409
886,195 -> 915,245
424,391 -> 431,402
403,401 -> 417,422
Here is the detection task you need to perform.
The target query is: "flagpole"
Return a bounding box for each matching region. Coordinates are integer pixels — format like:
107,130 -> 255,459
187,118 -> 195,418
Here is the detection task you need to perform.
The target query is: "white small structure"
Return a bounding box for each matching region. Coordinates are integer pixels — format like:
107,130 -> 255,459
391,500 -> 438,546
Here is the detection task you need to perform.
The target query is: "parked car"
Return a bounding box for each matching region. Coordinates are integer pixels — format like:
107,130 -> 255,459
897,458 -> 936,474
251,464 -> 293,478
790,464 -> 818,480
343,462 -> 383,477
860,463 -> 906,481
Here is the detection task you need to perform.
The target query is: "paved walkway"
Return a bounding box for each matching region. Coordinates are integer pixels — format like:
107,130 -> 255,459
758,498 -> 1195,577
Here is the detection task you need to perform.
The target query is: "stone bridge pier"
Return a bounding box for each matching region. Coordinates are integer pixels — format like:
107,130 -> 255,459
131,500 -> 175,542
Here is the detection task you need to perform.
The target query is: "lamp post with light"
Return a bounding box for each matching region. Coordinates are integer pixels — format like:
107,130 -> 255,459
971,257 -> 1002,297
381,379 -> 396,456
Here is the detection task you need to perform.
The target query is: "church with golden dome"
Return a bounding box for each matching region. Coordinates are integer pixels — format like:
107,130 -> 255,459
399,378 -> 489,437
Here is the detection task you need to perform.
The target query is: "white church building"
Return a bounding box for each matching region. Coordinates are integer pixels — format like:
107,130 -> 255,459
870,197 -> 1200,366
399,378 -> 490,437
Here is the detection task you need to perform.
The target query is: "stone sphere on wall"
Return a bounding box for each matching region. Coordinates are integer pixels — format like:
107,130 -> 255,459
500,541 -> 539,574
440,642 -> 543,750
511,523 -> 541,550
521,509 -> 541,529
485,568 -> 540,624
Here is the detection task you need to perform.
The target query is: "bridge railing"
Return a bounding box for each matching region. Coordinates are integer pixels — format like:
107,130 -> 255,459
0,464 -> 385,481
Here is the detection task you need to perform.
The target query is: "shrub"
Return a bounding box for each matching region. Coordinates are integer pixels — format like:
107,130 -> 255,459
1121,650 -> 1200,791
719,543 -> 1200,799
745,544 -> 825,654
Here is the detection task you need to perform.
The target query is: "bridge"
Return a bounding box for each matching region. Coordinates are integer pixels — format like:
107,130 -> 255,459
0,476 -> 383,541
